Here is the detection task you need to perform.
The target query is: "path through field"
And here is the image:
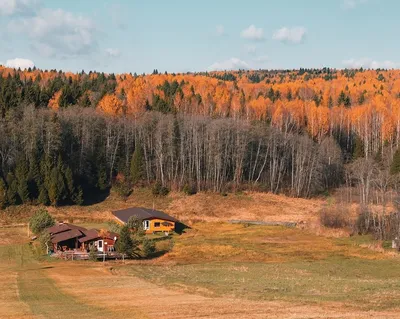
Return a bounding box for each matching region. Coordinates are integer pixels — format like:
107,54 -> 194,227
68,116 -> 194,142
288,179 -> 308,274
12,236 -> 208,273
0,244 -> 142,319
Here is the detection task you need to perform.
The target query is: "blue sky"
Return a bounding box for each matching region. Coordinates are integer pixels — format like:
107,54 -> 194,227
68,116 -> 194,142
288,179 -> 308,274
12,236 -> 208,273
0,0 -> 398,73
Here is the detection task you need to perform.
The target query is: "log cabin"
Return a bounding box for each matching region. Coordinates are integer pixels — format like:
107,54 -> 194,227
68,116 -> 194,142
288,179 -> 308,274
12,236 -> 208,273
112,207 -> 178,234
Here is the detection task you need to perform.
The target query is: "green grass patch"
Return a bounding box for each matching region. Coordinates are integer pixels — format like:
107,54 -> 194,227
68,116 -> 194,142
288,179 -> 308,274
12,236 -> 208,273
125,258 -> 400,310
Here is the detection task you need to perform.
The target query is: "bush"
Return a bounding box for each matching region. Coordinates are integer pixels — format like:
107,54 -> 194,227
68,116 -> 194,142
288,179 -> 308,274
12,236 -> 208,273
354,209 -> 400,240
29,209 -> 55,235
354,209 -> 373,235
320,204 -> 350,229
113,180 -> 132,200
183,183 -> 197,196
152,182 -> 169,197
142,238 -> 156,257
89,245 -> 97,261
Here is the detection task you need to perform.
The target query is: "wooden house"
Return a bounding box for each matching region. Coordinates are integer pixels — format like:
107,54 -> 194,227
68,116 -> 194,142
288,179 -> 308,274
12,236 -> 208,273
112,207 -> 178,234
47,223 -> 118,253
78,229 -> 118,253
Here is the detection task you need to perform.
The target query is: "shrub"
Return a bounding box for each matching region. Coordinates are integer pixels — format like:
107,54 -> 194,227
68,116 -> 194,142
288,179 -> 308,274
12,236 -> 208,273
152,182 -> 169,197
183,183 -> 196,196
113,180 -> 132,200
320,204 -> 350,229
354,209 -> 373,235
29,209 -> 55,235
89,245 -> 98,261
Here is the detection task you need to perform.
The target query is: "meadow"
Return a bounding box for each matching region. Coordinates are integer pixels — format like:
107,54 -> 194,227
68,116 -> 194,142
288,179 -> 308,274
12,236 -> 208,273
1,216 -> 400,318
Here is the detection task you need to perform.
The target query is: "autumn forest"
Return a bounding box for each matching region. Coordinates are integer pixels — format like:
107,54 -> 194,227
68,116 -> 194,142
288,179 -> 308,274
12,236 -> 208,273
0,65 -> 399,213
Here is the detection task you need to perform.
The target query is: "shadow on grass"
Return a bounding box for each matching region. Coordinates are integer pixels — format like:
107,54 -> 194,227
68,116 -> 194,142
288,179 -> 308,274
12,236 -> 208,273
175,222 -> 191,235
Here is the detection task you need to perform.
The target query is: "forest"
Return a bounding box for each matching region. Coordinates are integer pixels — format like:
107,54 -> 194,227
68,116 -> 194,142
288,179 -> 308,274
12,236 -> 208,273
1,65 -> 400,220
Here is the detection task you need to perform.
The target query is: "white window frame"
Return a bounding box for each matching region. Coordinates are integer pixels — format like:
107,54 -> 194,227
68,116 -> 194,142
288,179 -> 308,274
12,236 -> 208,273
143,220 -> 150,230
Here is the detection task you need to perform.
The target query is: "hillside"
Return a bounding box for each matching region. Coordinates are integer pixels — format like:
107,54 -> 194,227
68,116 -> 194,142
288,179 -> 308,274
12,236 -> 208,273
0,67 -> 400,243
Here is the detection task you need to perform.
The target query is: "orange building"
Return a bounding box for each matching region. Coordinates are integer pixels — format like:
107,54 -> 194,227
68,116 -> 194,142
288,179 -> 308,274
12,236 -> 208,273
112,207 -> 177,234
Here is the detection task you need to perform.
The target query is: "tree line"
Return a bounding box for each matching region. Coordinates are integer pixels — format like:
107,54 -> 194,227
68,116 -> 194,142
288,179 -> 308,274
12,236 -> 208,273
0,105 -> 344,207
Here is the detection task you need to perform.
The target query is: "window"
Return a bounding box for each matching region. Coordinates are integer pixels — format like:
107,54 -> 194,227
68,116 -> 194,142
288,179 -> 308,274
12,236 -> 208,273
98,240 -> 103,248
154,222 -> 161,228
143,220 -> 150,230
108,246 -> 114,252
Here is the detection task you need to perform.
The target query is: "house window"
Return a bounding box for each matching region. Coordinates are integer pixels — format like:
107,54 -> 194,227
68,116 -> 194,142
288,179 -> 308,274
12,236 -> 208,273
154,222 -> 161,227
143,220 -> 150,230
98,240 -> 103,248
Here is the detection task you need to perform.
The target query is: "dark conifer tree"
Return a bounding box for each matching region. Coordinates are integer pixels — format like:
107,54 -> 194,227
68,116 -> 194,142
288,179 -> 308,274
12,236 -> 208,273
130,144 -> 144,186
390,149 -> 400,175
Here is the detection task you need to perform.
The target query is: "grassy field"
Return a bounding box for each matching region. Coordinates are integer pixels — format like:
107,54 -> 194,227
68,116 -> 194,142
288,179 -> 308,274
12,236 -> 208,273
118,223 -> 400,311
1,191 -> 400,318
0,242 -> 138,319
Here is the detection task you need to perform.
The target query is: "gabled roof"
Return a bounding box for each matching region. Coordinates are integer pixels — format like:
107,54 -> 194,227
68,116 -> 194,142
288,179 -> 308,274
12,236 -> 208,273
51,229 -> 83,244
112,207 -> 178,224
47,223 -> 87,235
78,229 -> 119,243
78,229 -> 99,243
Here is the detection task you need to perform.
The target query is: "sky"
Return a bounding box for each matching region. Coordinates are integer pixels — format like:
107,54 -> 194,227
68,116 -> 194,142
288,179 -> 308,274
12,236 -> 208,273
0,0 -> 399,73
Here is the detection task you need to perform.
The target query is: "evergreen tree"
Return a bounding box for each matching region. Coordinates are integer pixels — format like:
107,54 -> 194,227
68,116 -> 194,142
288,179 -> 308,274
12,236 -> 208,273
0,178 -> 7,208
391,149 -> 400,175
328,96 -> 334,109
142,238 -> 156,257
97,165 -> 109,190
6,173 -> 18,205
337,90 -> 346,106
130,144 -> 144,185
64,166 -> 75,199
17,179 -> 30,204
73,185 -> 84,205
38,186 -> 49,206
116,225 -> 134,257
15,159 -> 30,203
353,136 -> 365,159
48,159 -> 66,206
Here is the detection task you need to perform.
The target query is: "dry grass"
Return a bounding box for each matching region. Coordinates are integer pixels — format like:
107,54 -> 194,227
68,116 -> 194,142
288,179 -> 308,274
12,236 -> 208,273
0,189 -> 324,228
48,262 -> 400,319
159,222 -> 386,264
0,224 -> 400,318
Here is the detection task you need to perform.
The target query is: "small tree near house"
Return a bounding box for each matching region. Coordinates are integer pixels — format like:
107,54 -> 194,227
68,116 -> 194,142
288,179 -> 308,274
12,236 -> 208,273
116,225 -> 135,257
29,208 -> 55,235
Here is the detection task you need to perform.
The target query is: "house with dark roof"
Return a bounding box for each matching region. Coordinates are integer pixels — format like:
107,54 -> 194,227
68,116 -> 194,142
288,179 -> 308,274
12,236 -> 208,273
48,223 -> 118,253
112,207 -> 178,234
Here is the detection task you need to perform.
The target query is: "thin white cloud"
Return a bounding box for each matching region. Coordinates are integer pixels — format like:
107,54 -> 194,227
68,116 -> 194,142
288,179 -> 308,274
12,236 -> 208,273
106,48 -> 121,58
341,0 -> 368,10
208,58 -> 250,71
273,27 -> 306,44
245,44 -> 257,54
216,25 -> 225,36
253,55 -> 269,63
342,58 -> 399,69
8,8 -> 97,58
5,58 -> 34,69
0,0 -> 39,16
240,25 -> 264,41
